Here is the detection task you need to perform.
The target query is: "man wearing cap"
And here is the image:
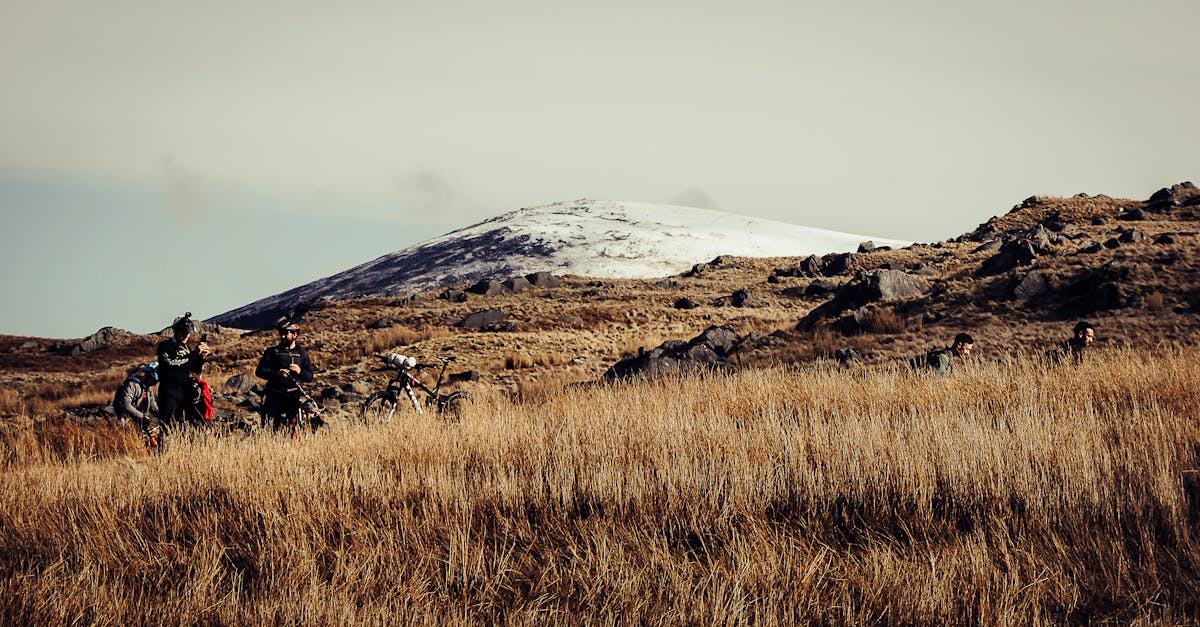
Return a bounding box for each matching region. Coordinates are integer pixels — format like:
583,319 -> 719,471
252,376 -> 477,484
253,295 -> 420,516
156,312 -> 210,427
255,317 -> 315,430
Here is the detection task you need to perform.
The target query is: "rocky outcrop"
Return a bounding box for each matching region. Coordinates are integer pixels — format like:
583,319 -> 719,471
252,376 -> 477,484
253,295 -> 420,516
603,325 -> 752,381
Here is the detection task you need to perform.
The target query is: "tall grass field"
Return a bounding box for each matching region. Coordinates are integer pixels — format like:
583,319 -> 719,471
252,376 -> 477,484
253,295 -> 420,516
1,348 -> 1198,624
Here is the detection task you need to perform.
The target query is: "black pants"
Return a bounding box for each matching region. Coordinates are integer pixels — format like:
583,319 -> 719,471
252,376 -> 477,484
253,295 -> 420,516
158,383 -> 209,433
262,394 -> 302,430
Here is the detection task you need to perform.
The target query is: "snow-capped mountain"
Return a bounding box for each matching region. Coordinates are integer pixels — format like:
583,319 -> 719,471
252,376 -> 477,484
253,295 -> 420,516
209,199 -> 909,329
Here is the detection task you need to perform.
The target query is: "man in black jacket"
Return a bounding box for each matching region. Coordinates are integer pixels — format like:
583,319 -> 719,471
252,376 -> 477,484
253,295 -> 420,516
255,317 -> 315,430
156,312 -> 209,427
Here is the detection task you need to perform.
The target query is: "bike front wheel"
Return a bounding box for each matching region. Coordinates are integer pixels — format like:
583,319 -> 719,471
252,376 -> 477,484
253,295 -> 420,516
361,391 -> 398,424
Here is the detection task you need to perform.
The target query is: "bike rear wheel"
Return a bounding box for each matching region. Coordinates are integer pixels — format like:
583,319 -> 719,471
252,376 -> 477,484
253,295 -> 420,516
438,391 -> 470,422
361,391 -> 398,424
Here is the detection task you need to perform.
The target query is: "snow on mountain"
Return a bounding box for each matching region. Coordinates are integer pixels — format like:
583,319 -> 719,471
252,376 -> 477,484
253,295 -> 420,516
209,199 -> 909,329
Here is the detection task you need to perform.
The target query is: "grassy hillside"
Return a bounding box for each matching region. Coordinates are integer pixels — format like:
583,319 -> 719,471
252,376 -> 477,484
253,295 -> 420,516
2,349 -> 1198,624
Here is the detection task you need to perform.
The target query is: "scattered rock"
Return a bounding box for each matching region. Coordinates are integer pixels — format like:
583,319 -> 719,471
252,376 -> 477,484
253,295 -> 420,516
1155,234 -> 1176,245
79,327 -> 130,353
674,297 -> 698,310
449,370 -> 481,384
367,317 -> 395,330
1091,216 -> 1108,226
1118,229 -> 1149,244
223,374 -> 257,394
525,272 -> 562,288
1012,270 -> 1050,301
438,289 -> 468,303
603,325 -> 748,381
503,276 -> 532,293
806,279 -> 840,296
1119,208 -> 1147,221
731,289 -> 760,308
1076,240 -> 1103,254
973,239 -> 1003,254
466,279 -> 507,296
822,252 -> 856,276
456,309 -> 508,329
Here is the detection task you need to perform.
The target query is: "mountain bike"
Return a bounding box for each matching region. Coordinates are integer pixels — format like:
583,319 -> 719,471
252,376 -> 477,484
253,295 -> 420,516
361,355 -> 470,423
266,381 -> 324,439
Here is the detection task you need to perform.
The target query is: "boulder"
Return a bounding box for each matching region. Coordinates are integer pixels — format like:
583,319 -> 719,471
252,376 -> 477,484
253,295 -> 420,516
223,374 -> 257,394
367,317 -> 395,330
673,297 -> 698,309
980,240 -> 1037,275
1118,229 -> 1149,244
857,241 -> 876,253
800,255 -> 824,276
822,252 -> 856,276
438,289 -> 468,303
859,270 -> 929,302
1091,216 -> 1108,226
973,239 -> 1003,254
602,325 -> 744,381
731,289 -> 759,308
525,272 -> 562,288
456,309 -> 508,329
806,279 -> 840,296
466,279 -> 507,296
1012,270 -> 1050,301
503,276 -> 532,293
1118,208 -> 1147,221
1155,234 -> 1176,245
449,370 -> 481,384
80,327 -> 129,353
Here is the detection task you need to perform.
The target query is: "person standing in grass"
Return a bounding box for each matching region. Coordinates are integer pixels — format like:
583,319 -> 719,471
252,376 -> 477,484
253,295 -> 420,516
255,317 -> 314,431
156,312 -> 209,427
1046,321 -> 1095,365
912,332 -> 974,376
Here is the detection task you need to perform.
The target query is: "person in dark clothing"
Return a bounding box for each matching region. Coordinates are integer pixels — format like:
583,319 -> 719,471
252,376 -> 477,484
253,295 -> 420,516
114,362 -> 159,429
1046,321 -> 1095,365
255,317 -> 315,431
155,312 -> 209,428
913,332 -> 974,377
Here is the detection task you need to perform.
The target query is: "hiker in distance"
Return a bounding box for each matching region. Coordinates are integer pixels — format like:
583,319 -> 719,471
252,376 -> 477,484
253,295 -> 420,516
156,312 -> 210,427
913,332 -> 975,377
113,362 -> 159,430
1046,321 -> 1095,365
255,317 -> 315,431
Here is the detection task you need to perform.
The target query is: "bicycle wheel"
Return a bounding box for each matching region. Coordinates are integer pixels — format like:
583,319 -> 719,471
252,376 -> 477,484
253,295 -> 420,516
439,391 -> 469,422
361,391 -> 398,424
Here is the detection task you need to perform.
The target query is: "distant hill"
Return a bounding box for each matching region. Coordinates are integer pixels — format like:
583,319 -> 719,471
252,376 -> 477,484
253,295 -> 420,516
208,199 -> 907,330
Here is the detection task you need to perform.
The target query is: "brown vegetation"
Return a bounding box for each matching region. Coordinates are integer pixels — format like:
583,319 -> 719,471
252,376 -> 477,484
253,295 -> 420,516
1,349 -> 1197,624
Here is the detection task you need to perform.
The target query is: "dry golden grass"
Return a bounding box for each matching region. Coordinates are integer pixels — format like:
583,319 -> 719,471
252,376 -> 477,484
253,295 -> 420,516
1,348 -> 1198,624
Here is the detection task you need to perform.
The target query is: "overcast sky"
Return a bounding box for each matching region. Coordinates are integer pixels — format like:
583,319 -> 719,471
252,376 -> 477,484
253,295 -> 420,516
2,1 -> 1198,338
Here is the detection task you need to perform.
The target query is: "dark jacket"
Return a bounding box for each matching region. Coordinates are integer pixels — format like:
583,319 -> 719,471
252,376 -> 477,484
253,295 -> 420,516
114,375 -> 159,422
255,344 -> 314,398
156,337 -> 204,391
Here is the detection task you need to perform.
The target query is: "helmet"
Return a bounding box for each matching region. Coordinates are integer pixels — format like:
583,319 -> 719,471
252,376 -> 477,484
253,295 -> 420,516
142,361 -> 159,384
171,312 -> 195,336
275,316 -> 301,334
